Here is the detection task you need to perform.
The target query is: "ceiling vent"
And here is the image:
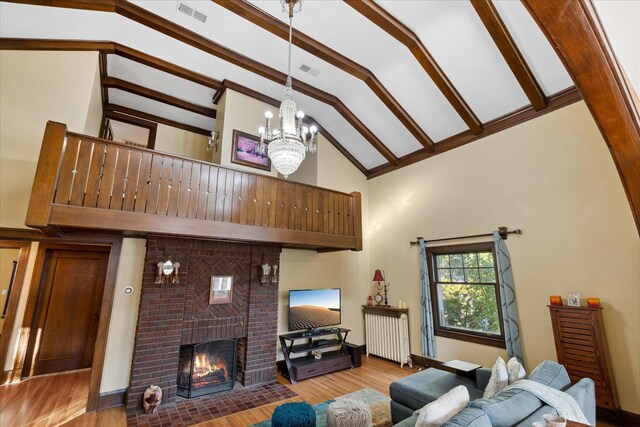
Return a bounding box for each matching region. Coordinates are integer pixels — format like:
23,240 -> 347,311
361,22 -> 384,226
177,2 -> 207,23
299,64 -> 320,77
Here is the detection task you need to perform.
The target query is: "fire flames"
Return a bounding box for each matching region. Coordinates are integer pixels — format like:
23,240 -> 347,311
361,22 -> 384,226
193,353 -> 227,386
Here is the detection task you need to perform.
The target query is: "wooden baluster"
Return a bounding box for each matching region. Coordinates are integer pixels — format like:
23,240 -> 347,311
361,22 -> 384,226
205,166 -> 219,221
352,191 -> 363,251
96,145 -> 119,210
155,157 -> 173,215
195,164 -> 210,219
287,184 -> 296,230
348,194 -> 354,237
186,162 -> 201,219
247,175 -> 257,226
322,191 -> 329,234
110,147 -> 130,211
177,160 -> 192,218
328,192 -> 335,235
223,170 -> 235,222
54,136 -> 81,205
69,139 -> 93,207
167,159 -> 183,217
312,189 -> 319,233
268,179 -> 277,228
83,142 -> 107,208
214,168 -> 226,221
280,182 -> 290,229
317,190 -> 324,233
238,173 -> 249,225
133,152 -> 153,214
122,150 -> 142,212
295,185 -> 307,230
254,176 -> 264,227
307,189 -> 314,232
260,177 -> 270,227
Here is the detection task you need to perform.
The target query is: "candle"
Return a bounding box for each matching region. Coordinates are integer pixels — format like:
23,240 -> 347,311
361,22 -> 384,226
587,298 -> 601,308
549,295 -> 563,306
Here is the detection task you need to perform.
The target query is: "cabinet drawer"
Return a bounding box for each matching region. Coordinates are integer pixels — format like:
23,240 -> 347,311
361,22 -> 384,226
596,392 -> 616,410
324,355 -> 351,371
294,363 -> 324,379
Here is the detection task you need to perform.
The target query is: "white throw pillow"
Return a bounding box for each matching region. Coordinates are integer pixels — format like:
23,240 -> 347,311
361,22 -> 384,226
507,357 -> 526,384
415,385 -> 469,427
483,357 -> 508,399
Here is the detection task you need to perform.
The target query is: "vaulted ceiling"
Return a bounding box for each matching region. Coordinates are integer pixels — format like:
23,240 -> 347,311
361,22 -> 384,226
0,0 -> 580,177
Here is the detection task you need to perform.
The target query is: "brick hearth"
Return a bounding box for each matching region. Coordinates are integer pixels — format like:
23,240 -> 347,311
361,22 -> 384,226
127,237 -> 282,411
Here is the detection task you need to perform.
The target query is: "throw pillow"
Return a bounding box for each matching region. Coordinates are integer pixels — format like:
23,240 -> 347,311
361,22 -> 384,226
507,357 -> 526,384
415,385 -> 469,427
483,357 -> 508,399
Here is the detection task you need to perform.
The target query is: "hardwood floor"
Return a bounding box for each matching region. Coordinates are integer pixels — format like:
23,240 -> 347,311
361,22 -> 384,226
0,358 -> 618,426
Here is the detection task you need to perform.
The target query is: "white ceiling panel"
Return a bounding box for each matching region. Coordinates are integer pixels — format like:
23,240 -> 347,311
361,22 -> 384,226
379,0 -> 530,122
107,55 -> 217,108
247,0 -> 469,142
129,1 -> 422,156
109,89 -> 215,131
492,1 -> 574,96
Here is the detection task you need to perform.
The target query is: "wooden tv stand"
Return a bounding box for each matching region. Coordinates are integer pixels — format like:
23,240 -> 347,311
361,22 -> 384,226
279,328 -> 352,384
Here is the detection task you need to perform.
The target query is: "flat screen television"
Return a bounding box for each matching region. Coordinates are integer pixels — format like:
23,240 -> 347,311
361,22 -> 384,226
288,288 -> 341,331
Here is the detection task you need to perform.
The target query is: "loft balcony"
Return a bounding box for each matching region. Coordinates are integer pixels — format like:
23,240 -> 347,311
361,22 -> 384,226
26,122 -> 362,251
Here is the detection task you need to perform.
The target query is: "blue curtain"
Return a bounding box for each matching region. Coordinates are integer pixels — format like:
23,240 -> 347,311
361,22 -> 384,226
493,231 -> 524,365
419,238 -> 435,358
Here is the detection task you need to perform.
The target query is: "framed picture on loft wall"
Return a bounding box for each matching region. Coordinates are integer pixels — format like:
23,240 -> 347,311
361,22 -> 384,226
209,276 -> 233,305
231,129 -> 271,171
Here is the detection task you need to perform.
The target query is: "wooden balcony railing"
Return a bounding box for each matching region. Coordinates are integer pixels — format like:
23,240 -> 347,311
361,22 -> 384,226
26,122 -> 362,251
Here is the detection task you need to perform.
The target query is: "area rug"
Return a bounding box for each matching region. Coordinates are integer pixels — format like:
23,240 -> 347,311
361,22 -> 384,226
250,387 -> 392,427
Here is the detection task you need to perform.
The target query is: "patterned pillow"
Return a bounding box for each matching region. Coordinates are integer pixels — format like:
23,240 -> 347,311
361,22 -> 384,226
483,357 -> 508,399
507,357 -> 526,384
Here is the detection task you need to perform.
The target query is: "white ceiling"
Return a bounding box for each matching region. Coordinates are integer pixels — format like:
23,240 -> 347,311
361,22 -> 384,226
0,0 -> 575,171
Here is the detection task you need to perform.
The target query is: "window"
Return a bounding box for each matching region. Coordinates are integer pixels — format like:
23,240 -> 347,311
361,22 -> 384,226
426,243 -> 505,348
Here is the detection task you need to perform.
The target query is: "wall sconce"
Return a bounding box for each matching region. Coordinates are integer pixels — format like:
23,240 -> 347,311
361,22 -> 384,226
260,259 -> 278,285
207,131 -> 219,152
156,259 -> 180,284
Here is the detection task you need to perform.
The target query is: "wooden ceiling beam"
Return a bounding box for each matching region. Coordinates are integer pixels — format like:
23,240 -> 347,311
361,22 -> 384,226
3,0 -> 399,165
368,87 -> 581,179
104,104 -> 212,136
219,80 -> 369,175
103,76 -> 217,118
0,38 -> 223,90
344,0 -> 483,135
212,0 -> 435,150
523,0 -> 640,235
471,0 -> 546,111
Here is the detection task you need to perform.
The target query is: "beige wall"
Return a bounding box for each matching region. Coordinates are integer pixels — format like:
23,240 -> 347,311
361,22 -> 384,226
0,51 -> 101,229
0,249 -> 20,334
217,89 -> 279,177
84,59 -> 103,137
100,238 -> 145,392
367,101 -> 640,412
154,123 -> 210,162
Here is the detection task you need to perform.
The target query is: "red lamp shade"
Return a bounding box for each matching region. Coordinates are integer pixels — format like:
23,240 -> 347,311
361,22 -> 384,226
372,269 -> 384,282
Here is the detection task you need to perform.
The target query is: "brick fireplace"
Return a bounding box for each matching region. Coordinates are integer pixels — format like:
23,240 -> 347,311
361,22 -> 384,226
126,237 -> 281,411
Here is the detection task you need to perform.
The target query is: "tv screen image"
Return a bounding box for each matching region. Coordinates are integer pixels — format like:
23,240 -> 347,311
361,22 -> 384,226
288,288 -> 341,331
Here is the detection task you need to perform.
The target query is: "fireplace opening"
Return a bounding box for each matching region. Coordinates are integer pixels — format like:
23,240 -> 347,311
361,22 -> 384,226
177,339 -> 237,398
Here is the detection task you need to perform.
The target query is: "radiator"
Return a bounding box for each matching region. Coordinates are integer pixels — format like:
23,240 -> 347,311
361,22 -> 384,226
364,310 -> 411,367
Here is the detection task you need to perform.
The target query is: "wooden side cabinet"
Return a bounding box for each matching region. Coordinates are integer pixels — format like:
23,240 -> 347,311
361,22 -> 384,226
548,306 -> 619,410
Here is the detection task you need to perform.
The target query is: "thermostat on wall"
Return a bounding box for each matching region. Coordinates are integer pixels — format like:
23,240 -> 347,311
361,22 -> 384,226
123,286 -> 134,295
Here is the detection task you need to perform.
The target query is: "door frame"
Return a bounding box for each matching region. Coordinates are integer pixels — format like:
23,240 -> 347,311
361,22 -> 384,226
0,240 -> 31,382
21,244 -> 111,378
0,228 -> 122,412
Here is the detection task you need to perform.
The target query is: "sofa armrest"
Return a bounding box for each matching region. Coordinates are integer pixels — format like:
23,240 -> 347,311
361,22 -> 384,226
444,408 -> 493,427
475,368 -> 492,392
565,378 -> 595,426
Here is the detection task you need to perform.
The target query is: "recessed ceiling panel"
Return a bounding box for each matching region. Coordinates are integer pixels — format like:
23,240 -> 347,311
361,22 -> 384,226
247,0 -> 469,142
492,1 -> 574,95
379,0 -> 530,122
109,89 -> 215,131
107,55 -> 217,108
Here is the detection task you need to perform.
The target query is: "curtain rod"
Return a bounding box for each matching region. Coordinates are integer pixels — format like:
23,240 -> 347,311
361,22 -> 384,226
409,226 -> 522,246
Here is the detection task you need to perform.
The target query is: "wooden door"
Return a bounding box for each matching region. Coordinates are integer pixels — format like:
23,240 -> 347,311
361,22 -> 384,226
23,249 -> 109,376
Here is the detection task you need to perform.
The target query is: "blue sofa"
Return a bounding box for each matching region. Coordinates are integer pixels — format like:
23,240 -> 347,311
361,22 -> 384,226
391,360 -> 595,427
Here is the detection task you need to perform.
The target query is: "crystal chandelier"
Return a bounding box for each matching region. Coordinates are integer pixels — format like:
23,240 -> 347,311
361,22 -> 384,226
258,0 -> 317,179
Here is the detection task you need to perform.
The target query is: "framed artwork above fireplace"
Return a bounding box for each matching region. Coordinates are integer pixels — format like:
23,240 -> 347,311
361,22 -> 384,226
209,276 -> 233,305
